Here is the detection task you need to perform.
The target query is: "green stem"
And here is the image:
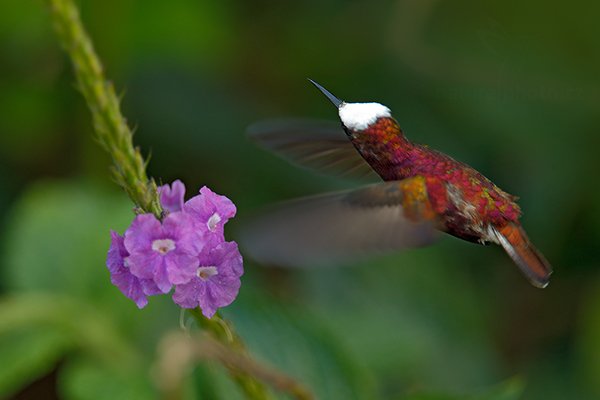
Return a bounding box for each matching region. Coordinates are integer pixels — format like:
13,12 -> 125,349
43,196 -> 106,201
45,1 -> 282,399
189,309 -> 274,400
46,0 -> 162,218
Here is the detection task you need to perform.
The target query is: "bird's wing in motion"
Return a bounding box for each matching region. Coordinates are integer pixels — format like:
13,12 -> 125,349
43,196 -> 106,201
240,178 -> 440,268
247,119 -> 379,181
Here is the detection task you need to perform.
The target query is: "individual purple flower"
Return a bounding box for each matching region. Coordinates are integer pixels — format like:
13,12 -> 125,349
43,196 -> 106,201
184,186 -> 237,245
158,180 -> 185,213
124,212 -> 203,293
106,231 -> 161,308
172,241 -> 243,318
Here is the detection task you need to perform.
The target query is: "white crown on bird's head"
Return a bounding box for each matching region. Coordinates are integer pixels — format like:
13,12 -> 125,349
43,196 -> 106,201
308,79 -> 392,131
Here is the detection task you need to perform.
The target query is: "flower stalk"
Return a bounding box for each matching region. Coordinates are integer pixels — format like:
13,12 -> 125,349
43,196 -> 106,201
47,0 -> 162,218
190,309 -> 274,399
44,1 -> 305,399
158,319 -> 315,400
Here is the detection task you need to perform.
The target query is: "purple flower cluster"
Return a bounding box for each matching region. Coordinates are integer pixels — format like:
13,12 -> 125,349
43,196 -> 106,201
106,181 -> 243,318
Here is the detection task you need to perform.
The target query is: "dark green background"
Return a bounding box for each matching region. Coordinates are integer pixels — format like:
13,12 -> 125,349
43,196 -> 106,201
1,0 -> 599,399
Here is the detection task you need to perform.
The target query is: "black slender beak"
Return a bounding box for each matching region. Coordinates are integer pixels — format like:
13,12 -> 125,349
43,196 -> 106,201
308,79 -> 344,108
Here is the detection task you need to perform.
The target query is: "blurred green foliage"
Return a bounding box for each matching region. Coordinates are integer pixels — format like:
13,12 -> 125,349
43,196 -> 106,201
0,0 -> 599,399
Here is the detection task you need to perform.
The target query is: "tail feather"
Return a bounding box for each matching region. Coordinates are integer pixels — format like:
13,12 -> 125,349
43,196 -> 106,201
492,223 -> 553,288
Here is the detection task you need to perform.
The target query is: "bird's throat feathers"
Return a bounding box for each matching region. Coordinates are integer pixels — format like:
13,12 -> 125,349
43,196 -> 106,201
346,116 -> 413,178
353,116 -> 407,145
336,102 -> 412,168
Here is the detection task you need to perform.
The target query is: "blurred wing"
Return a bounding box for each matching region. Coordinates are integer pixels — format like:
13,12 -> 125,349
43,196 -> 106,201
247,119 -> 379,181
240,180 -> 440,268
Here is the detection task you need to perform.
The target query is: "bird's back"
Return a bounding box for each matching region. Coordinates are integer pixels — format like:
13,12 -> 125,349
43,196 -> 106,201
350,122 -> 521,228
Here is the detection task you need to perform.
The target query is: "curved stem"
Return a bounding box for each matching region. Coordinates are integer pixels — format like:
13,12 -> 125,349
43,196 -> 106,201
44,2 -> 311,399
190,310 -> 314,400
189,309 -> 272,399
46,0 -> 162,218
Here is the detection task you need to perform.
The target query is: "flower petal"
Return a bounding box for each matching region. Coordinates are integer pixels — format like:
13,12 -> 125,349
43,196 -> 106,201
124,214 -> 162,254
184,187 -> 236,231
153,260 -> 172,293
110,270 -> 149,308
198,241 -> 244,277
140,278 -> 162,296
166,252 -> 199,285
172,281 -> 205,309
127,251 -> 160,280
106,232 -> 152,308
162,211 -> 203,253
203,274 -> 241,316
172,241 -> 243,318
107,231 -> 128,274
198,186 -> 237,219
159,180 -> 186,213
218,241 -> 244,277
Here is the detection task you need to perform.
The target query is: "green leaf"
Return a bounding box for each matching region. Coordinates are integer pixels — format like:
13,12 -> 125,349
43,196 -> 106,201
0,328 -> 70,398
3,180 -> 132,301
0,292 -> 146,397
59,356 -> 156,400
0,181 -> 184,396
403,378 -> 524,400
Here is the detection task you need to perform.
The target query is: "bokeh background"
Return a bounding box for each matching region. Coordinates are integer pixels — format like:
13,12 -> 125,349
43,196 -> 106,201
1,0 -> 599,399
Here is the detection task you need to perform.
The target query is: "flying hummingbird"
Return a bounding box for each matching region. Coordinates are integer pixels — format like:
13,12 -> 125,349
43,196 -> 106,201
243,80 -> 553,288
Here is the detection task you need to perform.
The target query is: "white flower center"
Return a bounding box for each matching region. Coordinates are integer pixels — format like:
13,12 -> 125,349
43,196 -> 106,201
338,102 -> 391,131
152,238 -> 176,255
196,266 -> 218,281
206,212 -> 221,232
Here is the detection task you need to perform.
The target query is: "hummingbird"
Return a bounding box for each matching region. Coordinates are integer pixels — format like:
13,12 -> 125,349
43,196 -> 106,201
243,79 -> 553,288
